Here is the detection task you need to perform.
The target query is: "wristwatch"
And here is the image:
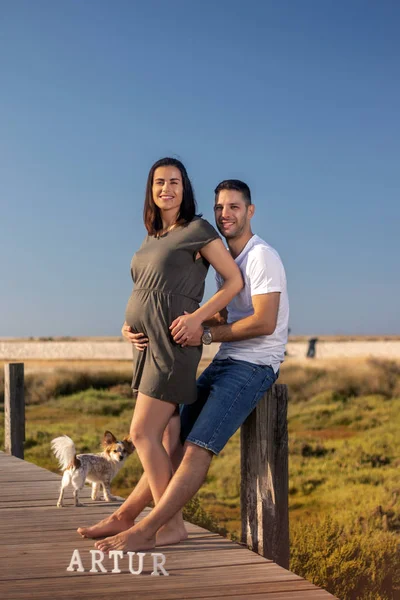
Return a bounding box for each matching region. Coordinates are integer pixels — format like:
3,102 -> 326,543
201,327 -> 213,345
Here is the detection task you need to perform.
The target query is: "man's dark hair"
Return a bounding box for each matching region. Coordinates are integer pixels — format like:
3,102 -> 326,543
214,179 -> 252,206
143,157 -> 197,235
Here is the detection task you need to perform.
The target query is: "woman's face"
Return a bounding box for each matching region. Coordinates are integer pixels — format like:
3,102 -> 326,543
152,166 -> 183,215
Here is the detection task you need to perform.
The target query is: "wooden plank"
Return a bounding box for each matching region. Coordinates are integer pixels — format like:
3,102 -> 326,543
0,563 -> 302,587
0,547 -> 271,580
194,593 -> 336,600
241,383 -> 289,569
0,496 -> 131,508
4,363 -> 25,458
0,531 -> 219,548
0,473 -> 61,481
0,578 -> 334,600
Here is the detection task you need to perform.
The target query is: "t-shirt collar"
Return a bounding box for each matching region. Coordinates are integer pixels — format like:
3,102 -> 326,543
235,234 -> 257,263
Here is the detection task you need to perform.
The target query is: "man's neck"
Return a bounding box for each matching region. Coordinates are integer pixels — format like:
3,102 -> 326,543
227,230 -> 254,259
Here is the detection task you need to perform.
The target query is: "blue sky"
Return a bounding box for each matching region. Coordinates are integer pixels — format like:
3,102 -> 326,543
1,0 -> 399,337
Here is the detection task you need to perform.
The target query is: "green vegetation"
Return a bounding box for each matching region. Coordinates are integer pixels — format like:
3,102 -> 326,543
0,358 -> 399,599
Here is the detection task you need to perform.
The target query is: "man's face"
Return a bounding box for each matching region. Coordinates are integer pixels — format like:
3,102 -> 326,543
214,190 -> 252,239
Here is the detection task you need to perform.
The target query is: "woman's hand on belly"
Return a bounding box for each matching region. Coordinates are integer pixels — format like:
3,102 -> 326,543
169,311 -> 203,345
121,322 -> 148,351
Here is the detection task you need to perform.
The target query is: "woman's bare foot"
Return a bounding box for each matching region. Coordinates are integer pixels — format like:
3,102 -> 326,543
94,525 -> 156,553
77,512 -> 134,539
93,514 -> 187,551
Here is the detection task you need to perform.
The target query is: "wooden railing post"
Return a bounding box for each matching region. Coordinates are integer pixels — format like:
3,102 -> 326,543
240,383 -> 289,569
4,363 -> 25,459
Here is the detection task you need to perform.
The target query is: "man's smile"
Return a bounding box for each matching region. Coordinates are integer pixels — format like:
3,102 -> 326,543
219,221 -> 235,229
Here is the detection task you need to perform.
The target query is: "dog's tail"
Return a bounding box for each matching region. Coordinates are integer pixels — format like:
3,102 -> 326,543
51,435 -> 77,470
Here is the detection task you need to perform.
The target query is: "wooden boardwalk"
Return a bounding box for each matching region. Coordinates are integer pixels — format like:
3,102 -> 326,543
0,452 -> 336,599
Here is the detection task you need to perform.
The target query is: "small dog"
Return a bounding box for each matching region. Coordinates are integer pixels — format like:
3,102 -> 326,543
51,431 -> 135,507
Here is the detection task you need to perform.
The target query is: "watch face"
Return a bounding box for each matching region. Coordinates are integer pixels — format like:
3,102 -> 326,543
202,330 -> 213,345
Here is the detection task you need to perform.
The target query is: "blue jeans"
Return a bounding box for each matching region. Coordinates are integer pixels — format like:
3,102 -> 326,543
180,357 -> 278,455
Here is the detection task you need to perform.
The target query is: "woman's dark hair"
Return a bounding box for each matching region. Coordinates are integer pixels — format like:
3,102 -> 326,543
143,157 -> 197,235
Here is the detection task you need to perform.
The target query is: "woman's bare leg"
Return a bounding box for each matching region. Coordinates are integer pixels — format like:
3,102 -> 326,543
128,393 -> 183,545
77,409 -> 181,539
130,393 -> 176,502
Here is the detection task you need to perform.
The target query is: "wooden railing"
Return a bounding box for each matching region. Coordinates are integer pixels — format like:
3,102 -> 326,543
241,383 -> 289,568
4,363 -> 25,459
3,362 -> 289,568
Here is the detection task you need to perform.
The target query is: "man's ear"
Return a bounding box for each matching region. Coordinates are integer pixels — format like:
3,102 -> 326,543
248,204 -> 255,219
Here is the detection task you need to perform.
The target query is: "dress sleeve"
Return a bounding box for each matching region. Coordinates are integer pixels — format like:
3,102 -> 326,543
186,218 -> 221,251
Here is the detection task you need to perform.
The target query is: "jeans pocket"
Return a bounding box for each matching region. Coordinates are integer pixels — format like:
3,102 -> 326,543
266,365 -> 279,384
249,367 -> 277,410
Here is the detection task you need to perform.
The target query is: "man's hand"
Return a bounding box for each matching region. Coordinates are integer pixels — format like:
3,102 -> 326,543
170,312 -> 202,345
181,323 -> 204,347
121,322 -> 148,351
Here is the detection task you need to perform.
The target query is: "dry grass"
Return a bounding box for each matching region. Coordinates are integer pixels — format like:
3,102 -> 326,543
0,359 -> 133,373
279,357 -> 400,402
2,355 -> 400,405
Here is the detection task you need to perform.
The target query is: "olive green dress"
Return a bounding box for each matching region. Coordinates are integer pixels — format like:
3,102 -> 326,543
125,217 -> 220,405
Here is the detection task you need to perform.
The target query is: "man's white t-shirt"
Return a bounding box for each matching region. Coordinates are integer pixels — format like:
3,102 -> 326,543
214,234 -> 289,373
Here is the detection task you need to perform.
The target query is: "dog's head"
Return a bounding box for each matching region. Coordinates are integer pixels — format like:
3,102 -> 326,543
102,431 -> 135,463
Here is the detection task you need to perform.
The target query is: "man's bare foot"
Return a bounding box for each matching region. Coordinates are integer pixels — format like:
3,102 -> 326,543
156,521 -> 186,546
179,523 -> 189,542
94,525 -> 156,553
155,510 -> 188,545
77,512 -> 134,539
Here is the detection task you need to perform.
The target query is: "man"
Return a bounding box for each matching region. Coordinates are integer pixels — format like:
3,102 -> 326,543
78,179 -> 289,551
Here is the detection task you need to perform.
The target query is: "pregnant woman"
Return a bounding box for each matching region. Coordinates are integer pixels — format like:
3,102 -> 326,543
79,157 -> 242,546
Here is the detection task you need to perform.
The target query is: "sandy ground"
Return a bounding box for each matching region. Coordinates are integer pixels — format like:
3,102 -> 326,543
1,339 -> 400,362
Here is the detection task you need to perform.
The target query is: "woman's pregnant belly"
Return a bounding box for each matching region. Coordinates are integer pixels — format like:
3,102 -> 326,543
125,289 -> 198,339
125,289 -> 152,334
